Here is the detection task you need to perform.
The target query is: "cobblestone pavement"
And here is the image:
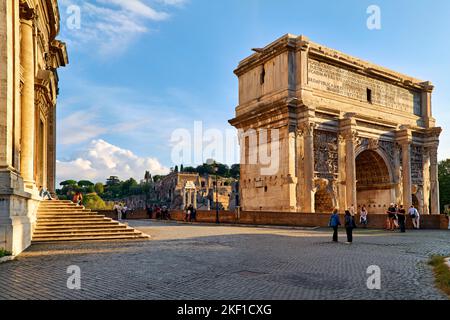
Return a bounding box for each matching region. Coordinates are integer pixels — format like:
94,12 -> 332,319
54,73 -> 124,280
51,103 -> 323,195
0,220 -> 449,300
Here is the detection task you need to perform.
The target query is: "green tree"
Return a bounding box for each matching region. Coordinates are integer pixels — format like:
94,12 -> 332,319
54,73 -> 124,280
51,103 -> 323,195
83,193 -> 107,210
439,159 -> 450,213
230,164 -> 240,178
106,176 -> 120,186
94,182 -> 104,195
60,180 -> 77,187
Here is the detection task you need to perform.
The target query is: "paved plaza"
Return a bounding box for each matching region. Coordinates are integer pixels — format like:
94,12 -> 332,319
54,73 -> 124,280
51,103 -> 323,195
0,221 -> 449,300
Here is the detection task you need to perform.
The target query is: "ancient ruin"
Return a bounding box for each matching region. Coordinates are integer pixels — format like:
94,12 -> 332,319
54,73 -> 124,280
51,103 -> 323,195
229,34 -> 441,214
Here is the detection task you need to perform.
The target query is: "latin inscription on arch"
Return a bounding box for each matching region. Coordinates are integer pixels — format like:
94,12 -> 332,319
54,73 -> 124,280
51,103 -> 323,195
308,59 -> 421,115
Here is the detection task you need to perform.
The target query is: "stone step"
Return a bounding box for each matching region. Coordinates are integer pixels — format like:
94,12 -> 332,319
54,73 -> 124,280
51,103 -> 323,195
36,222 -> 121,228
37,214 -> 104,218
35,225 -> 129,232
32,233 -> 150,243
32,201 -> 150,244
38,207 -> 92,211
33,229 -> 139,236
37,219 -> 112,224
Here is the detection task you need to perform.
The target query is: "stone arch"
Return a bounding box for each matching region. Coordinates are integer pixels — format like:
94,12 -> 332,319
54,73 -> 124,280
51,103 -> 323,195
355,149 -> 394,213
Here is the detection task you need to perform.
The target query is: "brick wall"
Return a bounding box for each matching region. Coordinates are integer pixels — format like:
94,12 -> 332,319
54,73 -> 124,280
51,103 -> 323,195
99,209 -> 449,230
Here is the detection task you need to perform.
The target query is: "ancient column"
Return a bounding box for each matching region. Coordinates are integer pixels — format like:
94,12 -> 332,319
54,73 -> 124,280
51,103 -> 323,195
429,145 -> 440,215
337,134 -> 347,211
393,143 -> 403,205
422,149 -> 431,215
340,114 -> 357,210
193,189 -> 197,209
19,5 -> 35,188
298,121 -> 315,213
397,128 -> 412,208
182,189 -> 186,209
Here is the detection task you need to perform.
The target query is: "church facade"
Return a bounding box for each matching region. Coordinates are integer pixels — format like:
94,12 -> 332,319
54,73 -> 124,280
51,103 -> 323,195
0,0 -> 67,254
229,34 -> 441,215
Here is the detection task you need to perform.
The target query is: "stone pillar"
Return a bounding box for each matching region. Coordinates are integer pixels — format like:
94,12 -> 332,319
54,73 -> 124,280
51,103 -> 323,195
19,6 -> 35,188
429,145 -> 440,215
397,127 -> 412,208
288,128 -> 298,211
340,114 -> 357,210
182,189 -> 186,209
337,134 -> 347,212
298,121 -> 315,213
393,144 -> 403,205
193,190 -> 197,209
422,149 -> 430,215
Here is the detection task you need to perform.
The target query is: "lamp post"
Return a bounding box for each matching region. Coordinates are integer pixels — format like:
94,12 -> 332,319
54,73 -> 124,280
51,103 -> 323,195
214,162 -> 219,224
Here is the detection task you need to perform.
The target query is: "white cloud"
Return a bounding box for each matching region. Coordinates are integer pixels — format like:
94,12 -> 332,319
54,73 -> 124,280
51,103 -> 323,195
60,0 -> 185,56
57,139 -> 170,184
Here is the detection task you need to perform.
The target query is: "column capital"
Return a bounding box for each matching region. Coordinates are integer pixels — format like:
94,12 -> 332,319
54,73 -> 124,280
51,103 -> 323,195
19,1 -> 35,21
396,126 -> 412,146
297,121 -> 316,137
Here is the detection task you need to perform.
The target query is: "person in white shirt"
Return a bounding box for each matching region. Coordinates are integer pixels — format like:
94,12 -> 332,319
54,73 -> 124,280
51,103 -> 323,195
408,205 -> 420,229
113,202 -> 122,221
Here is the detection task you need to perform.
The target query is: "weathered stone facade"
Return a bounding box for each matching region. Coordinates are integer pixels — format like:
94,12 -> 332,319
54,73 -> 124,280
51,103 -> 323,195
156,172 -> 238,211
229,34 -> 441,215
0,0 -> 67,254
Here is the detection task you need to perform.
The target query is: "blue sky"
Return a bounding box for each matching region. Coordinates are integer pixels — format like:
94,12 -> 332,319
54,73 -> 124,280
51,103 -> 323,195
55,0 -> 450,183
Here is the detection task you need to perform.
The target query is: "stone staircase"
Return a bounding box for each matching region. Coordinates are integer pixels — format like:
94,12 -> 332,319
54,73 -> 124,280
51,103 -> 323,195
32,200 -> 150,243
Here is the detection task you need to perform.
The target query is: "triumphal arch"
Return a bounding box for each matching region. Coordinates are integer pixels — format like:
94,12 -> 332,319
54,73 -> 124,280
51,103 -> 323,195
0,0 -> 68,254
229,34 -> 441,215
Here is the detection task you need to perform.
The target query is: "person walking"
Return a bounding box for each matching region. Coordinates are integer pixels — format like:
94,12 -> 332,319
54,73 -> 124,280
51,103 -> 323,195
344,210 -> 356,244
113,202 -> 122,221
409,205 -> 420,229
360,205 -> 368,228
329,209 -> 341,242
386,204 -> 396,231
397,205 -> 406,233
184,205 -> 191,222
190,206 -> 197,222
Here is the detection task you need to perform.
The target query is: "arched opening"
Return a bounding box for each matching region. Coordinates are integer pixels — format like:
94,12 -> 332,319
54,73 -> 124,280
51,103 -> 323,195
356,150 -> 393,214
314,189 -> 334,214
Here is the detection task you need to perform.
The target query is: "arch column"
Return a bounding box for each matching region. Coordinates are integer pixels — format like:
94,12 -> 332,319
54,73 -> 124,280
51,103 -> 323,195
397,127 -> 412,208
429,145 -> 440,214
19,4 -> 35,189
340,114 -> 357,210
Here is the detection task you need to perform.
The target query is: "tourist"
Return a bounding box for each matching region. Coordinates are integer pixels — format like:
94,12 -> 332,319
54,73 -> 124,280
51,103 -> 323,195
360,205 -> 368,228
122,204 -> 129,220
185,205 -> 192,222
156,206 -> 162,220
386,203 -> 396,231
39,186 -> 53,201
349,204 -> 355,217
344,210 -> 356,244
146,204 -> 153,219
113,202 -> 122,221
328,209 -> 341,242
72,191 -> 83,206
393,204 -> 399,229
397,205 -> 406,233
409,205 -> 420,229
190,206 -> 197,222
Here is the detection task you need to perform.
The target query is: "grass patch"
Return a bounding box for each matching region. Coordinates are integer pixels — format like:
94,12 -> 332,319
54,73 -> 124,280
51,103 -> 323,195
429,255 -> 450,297
0,248 -> 12,258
